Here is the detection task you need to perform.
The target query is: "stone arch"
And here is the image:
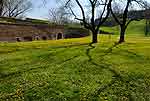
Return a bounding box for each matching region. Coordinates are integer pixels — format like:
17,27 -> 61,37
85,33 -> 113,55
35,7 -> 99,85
42,36 -> 47,40
57,33 -> 63,40
16,37 -> 22,42
35,36 -> 40,40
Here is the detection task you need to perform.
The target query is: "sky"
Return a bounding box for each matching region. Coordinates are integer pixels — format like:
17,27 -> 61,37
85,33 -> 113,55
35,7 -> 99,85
26,0 -> 150,20
26,0 -> 57,20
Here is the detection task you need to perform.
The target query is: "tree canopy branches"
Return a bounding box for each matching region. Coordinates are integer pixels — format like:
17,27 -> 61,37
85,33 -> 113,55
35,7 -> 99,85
0,0 -> 32,18
110,0 -> 149,43
61,0 -> 113,43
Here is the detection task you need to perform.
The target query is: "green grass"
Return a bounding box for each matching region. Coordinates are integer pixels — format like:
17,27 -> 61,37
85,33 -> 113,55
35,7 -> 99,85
0,34 -> 150,100
101,20 -> 146,36
0,19 -> 150,100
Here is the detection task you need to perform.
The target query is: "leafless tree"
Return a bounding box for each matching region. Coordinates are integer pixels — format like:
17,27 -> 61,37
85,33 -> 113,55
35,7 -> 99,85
0,0 -> 2,16
48,6 -> 71,25
60,0 -> 112,43
110,0 -> 148,43
0,0 -> 5,16
143,1 -> 150,36
0,0 -> 32,18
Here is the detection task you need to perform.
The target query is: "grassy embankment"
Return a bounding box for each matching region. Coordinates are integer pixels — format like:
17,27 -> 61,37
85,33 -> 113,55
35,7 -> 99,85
101,19 -> 146,36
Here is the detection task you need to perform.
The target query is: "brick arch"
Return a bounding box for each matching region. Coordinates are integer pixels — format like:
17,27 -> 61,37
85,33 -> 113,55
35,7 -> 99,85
16,37 -> 22,42
57,33 -> 63,40
35,36 -> 40,40
42,36 -> 47,40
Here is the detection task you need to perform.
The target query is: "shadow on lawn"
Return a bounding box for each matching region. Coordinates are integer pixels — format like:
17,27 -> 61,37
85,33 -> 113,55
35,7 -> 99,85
0,43 -> 89,55
1,42 -> 149,100
85,42 -> 124,99
85,42 -> 150,100
0,67 -> 5,78
0,55 -> 79,79
122,49 -> 149,59
0,43 -> 90,100
0,43 -> 89,79
54,43 -> 89,48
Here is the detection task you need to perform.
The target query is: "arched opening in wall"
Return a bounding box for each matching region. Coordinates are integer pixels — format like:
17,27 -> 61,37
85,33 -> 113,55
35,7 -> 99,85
42,36 -> 47,40
57,33 -> 63,40
16,37 -> 22,42
24,36 -> 33,41
35,36 -> 40,40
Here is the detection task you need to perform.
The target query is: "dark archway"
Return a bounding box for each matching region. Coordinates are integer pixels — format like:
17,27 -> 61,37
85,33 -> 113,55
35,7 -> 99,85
16,37 -> 21,42
57,33 -> 63,40
35,36 -> 40,40
42,36 -> 47,40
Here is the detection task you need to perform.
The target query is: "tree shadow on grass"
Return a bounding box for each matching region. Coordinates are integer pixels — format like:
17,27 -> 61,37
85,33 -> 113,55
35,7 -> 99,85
0,67 -> 7,78
53,43 -> 89,48
0,42 -> 89,78
0,43 -> 90,79
0,56 -> 80,80
85,42 -> 150,100
85,42 -> 125,99
0,55 -> 81,100
0,43 -> 89,55
0,43 -> 90,100
86,42 -> 120,62
122,49 -> 150,60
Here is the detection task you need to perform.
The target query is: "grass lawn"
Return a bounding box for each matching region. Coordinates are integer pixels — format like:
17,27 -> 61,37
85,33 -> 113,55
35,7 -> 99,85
101,20 -> 147,36
0,34 -> 150,100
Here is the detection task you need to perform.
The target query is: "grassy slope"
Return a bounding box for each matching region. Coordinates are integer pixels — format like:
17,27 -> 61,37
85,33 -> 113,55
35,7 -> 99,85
0,20 -> 149,100
101,20 -> 146,36
0,34 -> 150,100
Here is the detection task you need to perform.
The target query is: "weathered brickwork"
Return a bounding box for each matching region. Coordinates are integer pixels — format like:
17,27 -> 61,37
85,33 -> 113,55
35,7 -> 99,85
0,23 -> 64,42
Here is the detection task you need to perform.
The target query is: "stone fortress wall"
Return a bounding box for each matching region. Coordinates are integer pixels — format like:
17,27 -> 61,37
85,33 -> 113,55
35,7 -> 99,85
0,23 -> 64,42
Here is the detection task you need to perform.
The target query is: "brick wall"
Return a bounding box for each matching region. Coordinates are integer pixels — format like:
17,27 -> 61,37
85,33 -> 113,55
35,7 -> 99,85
0,23 -> 64,42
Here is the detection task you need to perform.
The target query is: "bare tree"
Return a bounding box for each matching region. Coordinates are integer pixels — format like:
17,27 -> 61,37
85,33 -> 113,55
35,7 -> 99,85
48,6 -> 71,25
0,0 -> 32,18
0,0 -> 5,16
110,0 -> 148,43
144,1 -> 150,36
0,0 -> 2,16
61,0 -> 112,43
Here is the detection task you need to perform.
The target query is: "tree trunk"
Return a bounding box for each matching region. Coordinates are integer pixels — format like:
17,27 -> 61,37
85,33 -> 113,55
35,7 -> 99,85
145,20 -> 149,36
92,32 -> 98,43
119,27 -> 125,43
